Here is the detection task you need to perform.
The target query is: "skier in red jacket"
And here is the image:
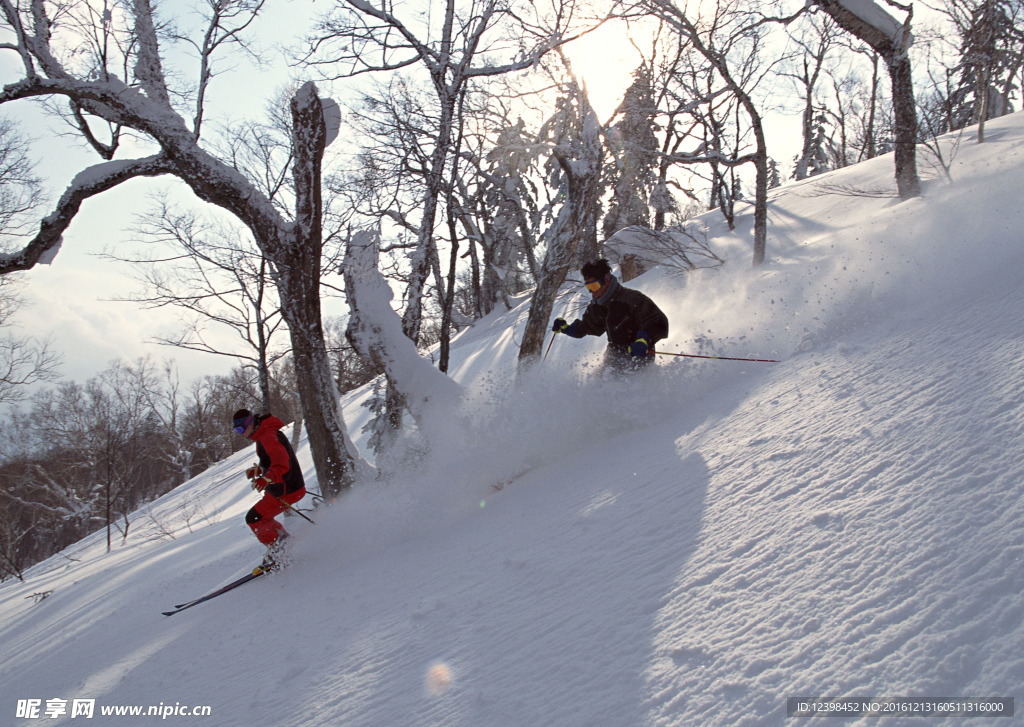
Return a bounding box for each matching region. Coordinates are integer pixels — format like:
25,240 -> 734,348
232,409 -> 306,567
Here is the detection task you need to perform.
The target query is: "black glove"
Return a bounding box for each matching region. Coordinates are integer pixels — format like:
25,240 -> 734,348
629,331 -> 651,357
553,318 -> 583,337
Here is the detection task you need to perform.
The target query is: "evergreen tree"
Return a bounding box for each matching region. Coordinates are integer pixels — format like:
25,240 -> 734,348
767,158 -> 782,189
603,66 -> 661,240
947,0 -> 1021,132
792,114 -> 834,179
807,114 -> 835,177
478,119 -> 541,313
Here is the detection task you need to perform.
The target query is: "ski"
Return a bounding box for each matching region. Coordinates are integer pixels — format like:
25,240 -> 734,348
162,564 -> 272,616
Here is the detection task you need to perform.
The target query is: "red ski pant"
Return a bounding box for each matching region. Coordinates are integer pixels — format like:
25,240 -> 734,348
246,488 -> 306,545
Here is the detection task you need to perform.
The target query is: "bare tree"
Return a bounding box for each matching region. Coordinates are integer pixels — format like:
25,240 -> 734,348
20,361 -> 165,552
625,0 -> 800,266
0,119 -> 60,404
0,0 -> 360,497
0,277 -> 61,405
303,0 -> 587,347
782,13 -> 844,179
0,117 -> 43,241
117,201 -> 287,413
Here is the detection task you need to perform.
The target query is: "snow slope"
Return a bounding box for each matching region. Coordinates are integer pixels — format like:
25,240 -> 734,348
2,115 -> 1023,726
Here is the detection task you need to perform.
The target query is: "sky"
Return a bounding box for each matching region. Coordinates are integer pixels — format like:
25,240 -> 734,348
3,1 -> 809,390
0,110 -> 1020,726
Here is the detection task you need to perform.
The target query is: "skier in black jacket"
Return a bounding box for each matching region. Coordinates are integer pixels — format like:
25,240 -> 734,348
552,259 -> 669,371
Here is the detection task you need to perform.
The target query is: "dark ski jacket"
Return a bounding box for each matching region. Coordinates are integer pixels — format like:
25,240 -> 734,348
250,415 -> 305,497
567,280 -> 669,353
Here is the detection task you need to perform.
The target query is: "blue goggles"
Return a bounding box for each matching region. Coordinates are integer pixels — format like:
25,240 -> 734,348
233,415 -> 253,434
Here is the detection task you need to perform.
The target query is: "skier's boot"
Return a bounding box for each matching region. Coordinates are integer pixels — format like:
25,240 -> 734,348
259,530 -> 290,572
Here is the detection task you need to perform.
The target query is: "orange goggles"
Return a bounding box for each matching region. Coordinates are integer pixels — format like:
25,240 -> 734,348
584,279 -> 603,292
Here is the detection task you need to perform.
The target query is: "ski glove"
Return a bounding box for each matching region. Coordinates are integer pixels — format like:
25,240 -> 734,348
552,318 -> 582,337
252,474 -> 274,492
629,332 -> 651,357
245,464 -> 264,481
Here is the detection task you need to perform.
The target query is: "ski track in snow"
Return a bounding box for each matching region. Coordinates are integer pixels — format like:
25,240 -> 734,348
1,114 -> 1024,726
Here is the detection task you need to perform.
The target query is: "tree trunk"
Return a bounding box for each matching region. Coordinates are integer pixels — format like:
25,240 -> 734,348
887,54 -> 921,197
519,263 -> 570,364
751,141 -> 769,267
280,82 -> 358,499
439,205 -> 460,373
518,148 -> 601,364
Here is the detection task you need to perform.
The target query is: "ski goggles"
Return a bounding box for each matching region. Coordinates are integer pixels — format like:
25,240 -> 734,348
584,279 -> 603,292
233,414 -> 253,434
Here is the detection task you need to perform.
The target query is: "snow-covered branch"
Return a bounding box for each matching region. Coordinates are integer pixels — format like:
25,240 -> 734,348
344,229 -> 462,429
0,0 -> 37,79
131,0 -> 171,105
0,155 -> 175,274
812,0 -> 912,57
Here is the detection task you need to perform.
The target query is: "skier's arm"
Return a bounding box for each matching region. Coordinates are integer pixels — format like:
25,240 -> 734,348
636,296 -> 669,342
576,305 -> 607,337
256,432 -> 291,483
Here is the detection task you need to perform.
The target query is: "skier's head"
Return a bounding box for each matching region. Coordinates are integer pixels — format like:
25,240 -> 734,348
232,409 -> 254,435
581,259 -> 613,294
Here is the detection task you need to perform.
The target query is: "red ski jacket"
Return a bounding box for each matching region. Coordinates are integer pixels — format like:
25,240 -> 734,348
249,415 -> 305,496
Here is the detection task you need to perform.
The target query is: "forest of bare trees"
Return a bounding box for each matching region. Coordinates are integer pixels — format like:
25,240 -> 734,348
0,0 -> 1021,578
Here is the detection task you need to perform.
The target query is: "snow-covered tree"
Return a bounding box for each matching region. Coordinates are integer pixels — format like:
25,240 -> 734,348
784,13 -> 843,181
518,73 -> 604,365
604,66 -> 659,237
628,0 -> 785,266
343,229 -> 461,438
0,0 -> 359,497
767,157 -> 782,188
792,113 -> 835,179
947,0 -> 1023,141
475,118 -> 543,314
604,65 -> 660,280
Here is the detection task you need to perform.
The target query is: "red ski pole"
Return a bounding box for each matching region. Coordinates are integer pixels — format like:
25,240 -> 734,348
650,350 -> 780,364
543,331 -> 558,361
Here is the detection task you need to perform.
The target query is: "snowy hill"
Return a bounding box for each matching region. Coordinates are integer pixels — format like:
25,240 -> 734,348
2,114 -> 1023,727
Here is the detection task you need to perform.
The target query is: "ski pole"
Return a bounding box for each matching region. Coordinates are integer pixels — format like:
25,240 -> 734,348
650,350 -> 780,364
252,474 -> 316,524
275,495 -> 316,525
306,491 -> 325,504
543,331 -> 558,361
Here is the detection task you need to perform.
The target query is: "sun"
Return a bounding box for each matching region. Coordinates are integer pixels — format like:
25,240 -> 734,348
564,21 -> 647,122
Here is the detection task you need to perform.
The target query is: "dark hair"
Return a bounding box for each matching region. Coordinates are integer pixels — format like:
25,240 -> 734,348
581,259 -> 612,281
